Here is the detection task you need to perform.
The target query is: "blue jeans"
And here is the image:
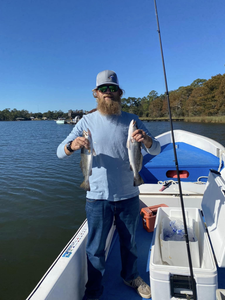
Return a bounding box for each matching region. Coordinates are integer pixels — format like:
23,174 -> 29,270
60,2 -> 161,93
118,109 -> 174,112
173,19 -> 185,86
84,196 -> 140,299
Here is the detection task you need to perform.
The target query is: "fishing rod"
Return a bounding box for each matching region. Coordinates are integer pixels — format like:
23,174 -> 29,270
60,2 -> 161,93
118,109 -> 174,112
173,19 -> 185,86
153,0 -> 197,299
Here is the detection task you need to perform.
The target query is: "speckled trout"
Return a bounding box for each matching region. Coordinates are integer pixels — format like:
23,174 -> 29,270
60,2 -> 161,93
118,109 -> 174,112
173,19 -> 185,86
80,129 -> 95,191
127,120 -> 144,186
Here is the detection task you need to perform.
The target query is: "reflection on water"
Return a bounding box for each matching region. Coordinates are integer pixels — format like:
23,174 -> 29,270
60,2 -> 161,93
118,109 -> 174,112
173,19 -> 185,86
0,120 -> 224,300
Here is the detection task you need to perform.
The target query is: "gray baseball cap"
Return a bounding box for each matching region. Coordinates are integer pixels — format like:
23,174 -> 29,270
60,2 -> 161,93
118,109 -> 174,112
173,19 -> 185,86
94,70 -> 119,89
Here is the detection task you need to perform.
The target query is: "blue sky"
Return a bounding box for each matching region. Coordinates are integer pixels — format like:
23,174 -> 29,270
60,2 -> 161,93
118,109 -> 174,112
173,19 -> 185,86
1,0 -> 224,113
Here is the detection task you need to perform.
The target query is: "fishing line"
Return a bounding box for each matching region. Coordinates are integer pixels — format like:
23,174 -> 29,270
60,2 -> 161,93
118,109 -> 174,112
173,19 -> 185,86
153,0 -> 197,299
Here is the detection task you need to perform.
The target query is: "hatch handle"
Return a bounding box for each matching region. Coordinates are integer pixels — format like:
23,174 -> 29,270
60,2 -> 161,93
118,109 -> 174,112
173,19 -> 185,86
210,169 -> 221,176
170,274 -> 196,299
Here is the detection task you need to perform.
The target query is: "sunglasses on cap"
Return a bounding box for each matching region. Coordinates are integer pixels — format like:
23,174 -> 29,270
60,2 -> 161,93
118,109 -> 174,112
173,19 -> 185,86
97,85 -> 119,93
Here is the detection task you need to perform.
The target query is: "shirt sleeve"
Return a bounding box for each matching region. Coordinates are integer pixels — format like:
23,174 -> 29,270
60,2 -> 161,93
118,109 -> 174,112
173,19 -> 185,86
56,119 -> 84,159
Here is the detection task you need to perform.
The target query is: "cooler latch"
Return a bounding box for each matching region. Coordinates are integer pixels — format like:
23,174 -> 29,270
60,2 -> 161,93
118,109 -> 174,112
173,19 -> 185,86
170,274 -> 196,299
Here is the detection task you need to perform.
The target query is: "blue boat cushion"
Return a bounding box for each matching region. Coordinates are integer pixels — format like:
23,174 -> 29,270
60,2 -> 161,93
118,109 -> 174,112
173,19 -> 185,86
140,142 -> 220,183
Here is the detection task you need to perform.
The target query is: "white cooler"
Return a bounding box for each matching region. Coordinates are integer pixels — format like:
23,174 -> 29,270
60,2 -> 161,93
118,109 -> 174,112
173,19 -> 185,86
150,170 -> 225,300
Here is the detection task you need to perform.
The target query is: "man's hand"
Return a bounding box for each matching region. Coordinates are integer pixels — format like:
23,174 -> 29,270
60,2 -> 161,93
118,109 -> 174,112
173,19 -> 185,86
72,137 -> 90,151
132,129 -> 153,149
64,137 -> 90,155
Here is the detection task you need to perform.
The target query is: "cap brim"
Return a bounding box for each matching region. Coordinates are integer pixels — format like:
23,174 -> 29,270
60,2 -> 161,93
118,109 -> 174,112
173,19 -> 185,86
93,82 -> 119,90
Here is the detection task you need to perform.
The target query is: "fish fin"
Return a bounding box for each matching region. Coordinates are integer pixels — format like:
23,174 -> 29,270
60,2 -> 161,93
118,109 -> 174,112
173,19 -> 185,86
133,174 -> 144,186
126,139 -> 130,149
80,181 -> 90,191
130,164 -> 133,171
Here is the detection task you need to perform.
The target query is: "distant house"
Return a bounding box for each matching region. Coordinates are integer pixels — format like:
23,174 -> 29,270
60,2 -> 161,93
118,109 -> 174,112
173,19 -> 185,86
16,117 -> 25,121
42,117 -> 48,120
68,110 -> 84,119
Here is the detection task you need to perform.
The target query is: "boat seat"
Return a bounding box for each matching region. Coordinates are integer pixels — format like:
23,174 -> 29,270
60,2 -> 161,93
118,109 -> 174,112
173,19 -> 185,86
140,142 -> 220,184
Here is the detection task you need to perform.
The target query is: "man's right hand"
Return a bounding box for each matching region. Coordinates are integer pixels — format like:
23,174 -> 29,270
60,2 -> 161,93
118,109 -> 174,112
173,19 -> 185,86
64,137 -> 90,155
72,137 -> 90,151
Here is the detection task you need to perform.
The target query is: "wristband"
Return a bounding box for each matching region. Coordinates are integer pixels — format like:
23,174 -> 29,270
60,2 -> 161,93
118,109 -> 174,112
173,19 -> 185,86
66,141 -> 74,153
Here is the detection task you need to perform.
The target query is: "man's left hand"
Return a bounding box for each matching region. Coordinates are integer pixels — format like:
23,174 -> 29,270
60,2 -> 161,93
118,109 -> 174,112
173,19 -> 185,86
132,129 -> 153,149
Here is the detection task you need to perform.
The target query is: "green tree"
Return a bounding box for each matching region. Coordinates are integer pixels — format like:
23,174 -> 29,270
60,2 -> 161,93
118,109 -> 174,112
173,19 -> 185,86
190,78 -> 207,88
1,108 -> 11,120
147,90 -> 158,102
140,97 -> 149,117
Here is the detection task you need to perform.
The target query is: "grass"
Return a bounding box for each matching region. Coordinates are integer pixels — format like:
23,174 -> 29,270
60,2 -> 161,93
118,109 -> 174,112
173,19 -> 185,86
139,116 -> 225,123
184,116 -> 225,123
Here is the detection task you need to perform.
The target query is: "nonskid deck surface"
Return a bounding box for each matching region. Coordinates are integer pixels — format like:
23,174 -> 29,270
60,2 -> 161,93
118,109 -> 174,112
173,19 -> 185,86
101,215 -> 225,300
102,216 -> 153,300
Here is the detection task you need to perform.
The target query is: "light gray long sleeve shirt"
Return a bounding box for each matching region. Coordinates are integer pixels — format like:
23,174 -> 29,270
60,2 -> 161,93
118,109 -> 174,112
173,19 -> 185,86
57,110 -> 161,201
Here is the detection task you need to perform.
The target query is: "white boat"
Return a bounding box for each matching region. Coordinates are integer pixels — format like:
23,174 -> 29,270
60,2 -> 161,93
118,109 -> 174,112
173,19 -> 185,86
55,118 -> 66,124
26,130 -> 225,300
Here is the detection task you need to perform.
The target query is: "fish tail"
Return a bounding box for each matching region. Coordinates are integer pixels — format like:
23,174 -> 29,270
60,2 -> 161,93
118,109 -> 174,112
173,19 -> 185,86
133,174 -> 144,186
80,180 -> 90,191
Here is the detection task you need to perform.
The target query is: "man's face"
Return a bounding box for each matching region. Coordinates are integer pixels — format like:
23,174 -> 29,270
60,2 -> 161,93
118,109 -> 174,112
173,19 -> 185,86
96,85 -> 121,115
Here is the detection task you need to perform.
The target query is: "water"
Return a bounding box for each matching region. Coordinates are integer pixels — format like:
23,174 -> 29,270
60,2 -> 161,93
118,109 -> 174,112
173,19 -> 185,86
0,120 -> 225,300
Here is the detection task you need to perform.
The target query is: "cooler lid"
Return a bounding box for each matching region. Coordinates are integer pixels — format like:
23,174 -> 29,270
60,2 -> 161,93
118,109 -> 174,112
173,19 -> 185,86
202,169 -> 225,268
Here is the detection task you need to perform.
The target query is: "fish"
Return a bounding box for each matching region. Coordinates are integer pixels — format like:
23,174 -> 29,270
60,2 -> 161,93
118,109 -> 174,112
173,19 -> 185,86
127,120 -> 144,186
80,129 -> 95,191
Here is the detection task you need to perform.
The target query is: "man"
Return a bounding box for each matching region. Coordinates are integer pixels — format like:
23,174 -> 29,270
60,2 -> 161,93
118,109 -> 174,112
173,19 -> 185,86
57,70 -> 161,300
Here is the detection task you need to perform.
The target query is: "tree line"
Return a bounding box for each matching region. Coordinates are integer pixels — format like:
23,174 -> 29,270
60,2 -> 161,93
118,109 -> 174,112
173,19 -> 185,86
121,73 -> 225,117
1,73 -> 224,121
0,109 -> 85,121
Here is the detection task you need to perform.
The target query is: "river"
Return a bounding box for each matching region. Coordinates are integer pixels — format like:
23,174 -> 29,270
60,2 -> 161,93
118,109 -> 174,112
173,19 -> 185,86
0,120 -> 225,300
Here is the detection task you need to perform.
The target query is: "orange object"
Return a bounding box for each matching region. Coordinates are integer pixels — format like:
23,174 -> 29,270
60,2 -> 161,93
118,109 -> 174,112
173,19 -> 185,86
166,170 -> 189,178
140,204 -> 168,232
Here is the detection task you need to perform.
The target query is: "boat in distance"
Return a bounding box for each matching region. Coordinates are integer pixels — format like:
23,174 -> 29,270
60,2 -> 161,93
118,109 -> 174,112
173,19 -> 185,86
26,130 -> 225,300
55,118 -> 66,124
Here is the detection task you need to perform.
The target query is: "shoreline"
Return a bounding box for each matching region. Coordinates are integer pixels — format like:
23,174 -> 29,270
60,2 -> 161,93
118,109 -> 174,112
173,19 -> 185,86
1,116 -> 225,124
140,116 -> 225,124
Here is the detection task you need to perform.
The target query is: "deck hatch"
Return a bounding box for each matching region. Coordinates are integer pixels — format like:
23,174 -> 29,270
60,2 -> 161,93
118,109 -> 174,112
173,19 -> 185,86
170,274 -> 196,299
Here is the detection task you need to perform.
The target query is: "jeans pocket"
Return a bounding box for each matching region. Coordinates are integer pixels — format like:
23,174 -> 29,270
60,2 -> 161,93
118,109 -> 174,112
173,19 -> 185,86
86,198 -> 98,203
85,198 -> 98,215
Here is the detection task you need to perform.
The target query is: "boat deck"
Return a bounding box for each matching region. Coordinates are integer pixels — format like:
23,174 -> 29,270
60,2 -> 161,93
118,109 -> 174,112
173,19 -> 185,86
102,215 -> 225,300
102,216 -> 152,299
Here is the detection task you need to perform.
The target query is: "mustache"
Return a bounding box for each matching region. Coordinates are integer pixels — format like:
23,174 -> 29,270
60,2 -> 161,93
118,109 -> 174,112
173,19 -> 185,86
103,95 -> 120,102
